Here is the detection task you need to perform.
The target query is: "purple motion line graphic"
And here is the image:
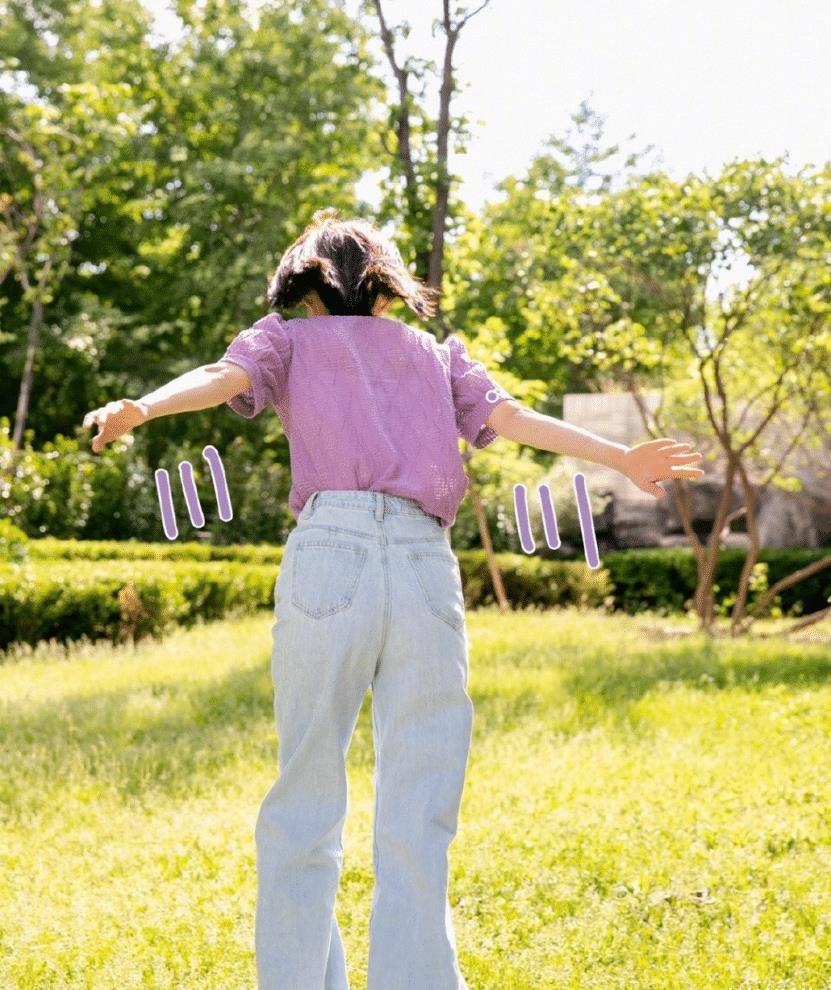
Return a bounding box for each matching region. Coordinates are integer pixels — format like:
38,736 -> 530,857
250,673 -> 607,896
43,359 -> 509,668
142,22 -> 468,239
573,472 -> 601,569
178,460 -> 205,528
154,468 -> 179,541
202,445 -> 233,522
537,484 -> 561,550
513,483 -> 536,554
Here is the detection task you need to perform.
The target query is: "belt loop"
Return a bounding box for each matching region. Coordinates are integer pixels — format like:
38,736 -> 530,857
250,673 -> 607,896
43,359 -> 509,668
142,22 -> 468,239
305,491 -> 319,518
374,492 -> 385,521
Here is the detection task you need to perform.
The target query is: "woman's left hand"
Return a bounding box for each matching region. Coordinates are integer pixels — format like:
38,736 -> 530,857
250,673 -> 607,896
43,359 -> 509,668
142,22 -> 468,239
621,438 -> 705,499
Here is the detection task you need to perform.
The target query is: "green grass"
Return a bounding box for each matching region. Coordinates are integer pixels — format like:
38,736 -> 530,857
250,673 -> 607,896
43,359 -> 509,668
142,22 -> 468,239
2,608 -> 831,989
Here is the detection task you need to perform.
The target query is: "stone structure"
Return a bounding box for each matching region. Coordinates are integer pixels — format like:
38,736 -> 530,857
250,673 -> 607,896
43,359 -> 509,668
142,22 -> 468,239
558,392 -> 831,551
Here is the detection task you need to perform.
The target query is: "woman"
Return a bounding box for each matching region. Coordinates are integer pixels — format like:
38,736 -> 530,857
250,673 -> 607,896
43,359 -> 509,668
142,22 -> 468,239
83,207 -> 704,989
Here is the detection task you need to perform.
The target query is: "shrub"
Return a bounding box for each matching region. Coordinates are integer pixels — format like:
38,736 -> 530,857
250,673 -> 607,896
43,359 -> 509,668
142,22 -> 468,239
0,520 -> 29,563
4,541 -> 829,652
601,547 -> 831,617
0,560 -> 278,650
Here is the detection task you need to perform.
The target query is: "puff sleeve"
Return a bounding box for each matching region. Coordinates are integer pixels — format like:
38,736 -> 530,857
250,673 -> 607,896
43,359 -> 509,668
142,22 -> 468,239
220,313 -> 292,419
447,334 -> 514,448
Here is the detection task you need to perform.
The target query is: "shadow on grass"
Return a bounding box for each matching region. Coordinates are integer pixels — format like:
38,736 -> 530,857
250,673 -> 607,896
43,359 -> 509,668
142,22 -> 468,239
465,625 -> 831,740
2,653 -> 372,813
560,633 -> 831,706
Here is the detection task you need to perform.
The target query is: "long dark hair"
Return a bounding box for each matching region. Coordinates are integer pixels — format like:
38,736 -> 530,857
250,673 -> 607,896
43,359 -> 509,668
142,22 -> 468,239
266,208 -> 438,320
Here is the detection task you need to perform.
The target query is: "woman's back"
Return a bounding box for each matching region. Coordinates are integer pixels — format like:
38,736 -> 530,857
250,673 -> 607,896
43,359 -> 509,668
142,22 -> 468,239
221,312 -> 515,528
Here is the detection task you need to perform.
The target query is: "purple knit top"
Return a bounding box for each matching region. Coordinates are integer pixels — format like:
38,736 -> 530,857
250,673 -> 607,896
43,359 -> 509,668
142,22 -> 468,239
219,313 -> 514,528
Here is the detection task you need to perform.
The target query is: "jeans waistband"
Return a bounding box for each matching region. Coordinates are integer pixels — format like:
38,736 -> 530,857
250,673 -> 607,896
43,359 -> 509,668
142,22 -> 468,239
300,490 -> 442,525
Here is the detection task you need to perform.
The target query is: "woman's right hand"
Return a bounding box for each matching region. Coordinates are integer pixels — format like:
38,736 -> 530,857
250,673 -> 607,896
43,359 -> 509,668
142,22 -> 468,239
83,399 -> 150,454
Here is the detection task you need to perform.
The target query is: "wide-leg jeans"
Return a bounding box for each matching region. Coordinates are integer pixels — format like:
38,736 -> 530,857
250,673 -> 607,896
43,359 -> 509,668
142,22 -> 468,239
255,489 -> 474,990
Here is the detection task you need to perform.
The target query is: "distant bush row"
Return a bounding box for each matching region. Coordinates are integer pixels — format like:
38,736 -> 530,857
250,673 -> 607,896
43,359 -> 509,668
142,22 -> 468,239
27,535 -> 283,565
1,541 -> 828,652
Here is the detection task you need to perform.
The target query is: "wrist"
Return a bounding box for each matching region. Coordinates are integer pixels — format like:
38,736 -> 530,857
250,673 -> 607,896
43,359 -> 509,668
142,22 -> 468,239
606,444 -> 630,473
132,398 -> 153,423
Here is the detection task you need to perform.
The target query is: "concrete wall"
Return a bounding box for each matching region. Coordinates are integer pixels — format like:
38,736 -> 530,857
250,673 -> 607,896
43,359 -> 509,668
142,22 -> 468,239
560,392 -> 830,549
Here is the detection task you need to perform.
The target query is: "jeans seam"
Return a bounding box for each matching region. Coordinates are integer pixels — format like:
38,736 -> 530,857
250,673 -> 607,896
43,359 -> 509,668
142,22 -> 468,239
370,697 -> 381,930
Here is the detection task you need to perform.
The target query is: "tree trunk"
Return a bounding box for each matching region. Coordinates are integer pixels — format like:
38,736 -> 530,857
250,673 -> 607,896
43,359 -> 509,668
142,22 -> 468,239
11,293 -> 44,450
694,459 -> 738,634
372,0 -> 504,600
426,18 -> 458,306
729,459 -> 760,635
734,553 -> 831,636
467,458 -> 510,613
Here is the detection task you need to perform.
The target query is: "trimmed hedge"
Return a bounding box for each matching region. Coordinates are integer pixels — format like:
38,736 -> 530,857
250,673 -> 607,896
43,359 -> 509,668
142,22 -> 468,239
0,560 -> 277,650
600,547 -> 831,617
3,543 -> 829,652
456,550 -> 614,611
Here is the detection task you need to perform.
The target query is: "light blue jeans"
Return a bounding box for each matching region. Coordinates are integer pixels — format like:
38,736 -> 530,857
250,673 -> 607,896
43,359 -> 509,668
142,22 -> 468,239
255,490 -> 474,990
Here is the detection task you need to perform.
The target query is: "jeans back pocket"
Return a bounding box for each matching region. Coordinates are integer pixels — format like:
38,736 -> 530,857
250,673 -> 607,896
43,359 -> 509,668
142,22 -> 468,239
406,548 -> 465,631
291,540 -> 368,619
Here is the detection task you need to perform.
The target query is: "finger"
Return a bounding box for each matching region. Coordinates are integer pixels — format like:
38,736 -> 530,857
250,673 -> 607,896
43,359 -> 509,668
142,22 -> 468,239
670,466 -> 706,479
83,409 -> 101,430
634,476 -> 666,497
666,452 -> 703,464
653,443 -> 696,457
90,413 -> 111,452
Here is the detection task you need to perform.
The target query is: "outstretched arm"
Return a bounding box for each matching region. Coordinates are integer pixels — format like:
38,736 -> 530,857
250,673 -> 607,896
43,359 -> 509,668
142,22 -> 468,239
485,400 -> 704,498
83,360 -> 250,453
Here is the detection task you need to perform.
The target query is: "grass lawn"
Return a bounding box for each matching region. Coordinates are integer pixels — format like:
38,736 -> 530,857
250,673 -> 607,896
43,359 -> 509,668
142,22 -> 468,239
1,607 -> 830,989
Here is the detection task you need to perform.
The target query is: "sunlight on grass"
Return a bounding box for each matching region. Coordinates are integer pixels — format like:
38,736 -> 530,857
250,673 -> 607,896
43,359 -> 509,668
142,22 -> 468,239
2,608 -> 830,988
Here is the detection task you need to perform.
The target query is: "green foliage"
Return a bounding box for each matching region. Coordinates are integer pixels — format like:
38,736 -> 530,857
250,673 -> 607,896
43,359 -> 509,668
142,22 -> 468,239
457,548 -> 614,611
716,561 -> 783,620
600,548 -> 701,614
0,419 -> 295,545
0,519 -> 28,562
1,0 -> 384,462
1,419 -> 157,539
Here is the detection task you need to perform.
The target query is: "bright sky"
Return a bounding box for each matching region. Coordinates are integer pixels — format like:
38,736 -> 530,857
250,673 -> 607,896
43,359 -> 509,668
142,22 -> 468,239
145,0 -> 831,211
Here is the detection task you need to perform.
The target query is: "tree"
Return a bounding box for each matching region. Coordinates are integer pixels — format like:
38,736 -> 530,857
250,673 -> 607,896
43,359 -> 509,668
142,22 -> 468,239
1,0 -> 385,538
368,1 -> 546,606
646,160 -> 831,635
369,0 -> 493,325
449,106 -> 831,633
514,156 -> 831,635
1,81 -> 136,454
